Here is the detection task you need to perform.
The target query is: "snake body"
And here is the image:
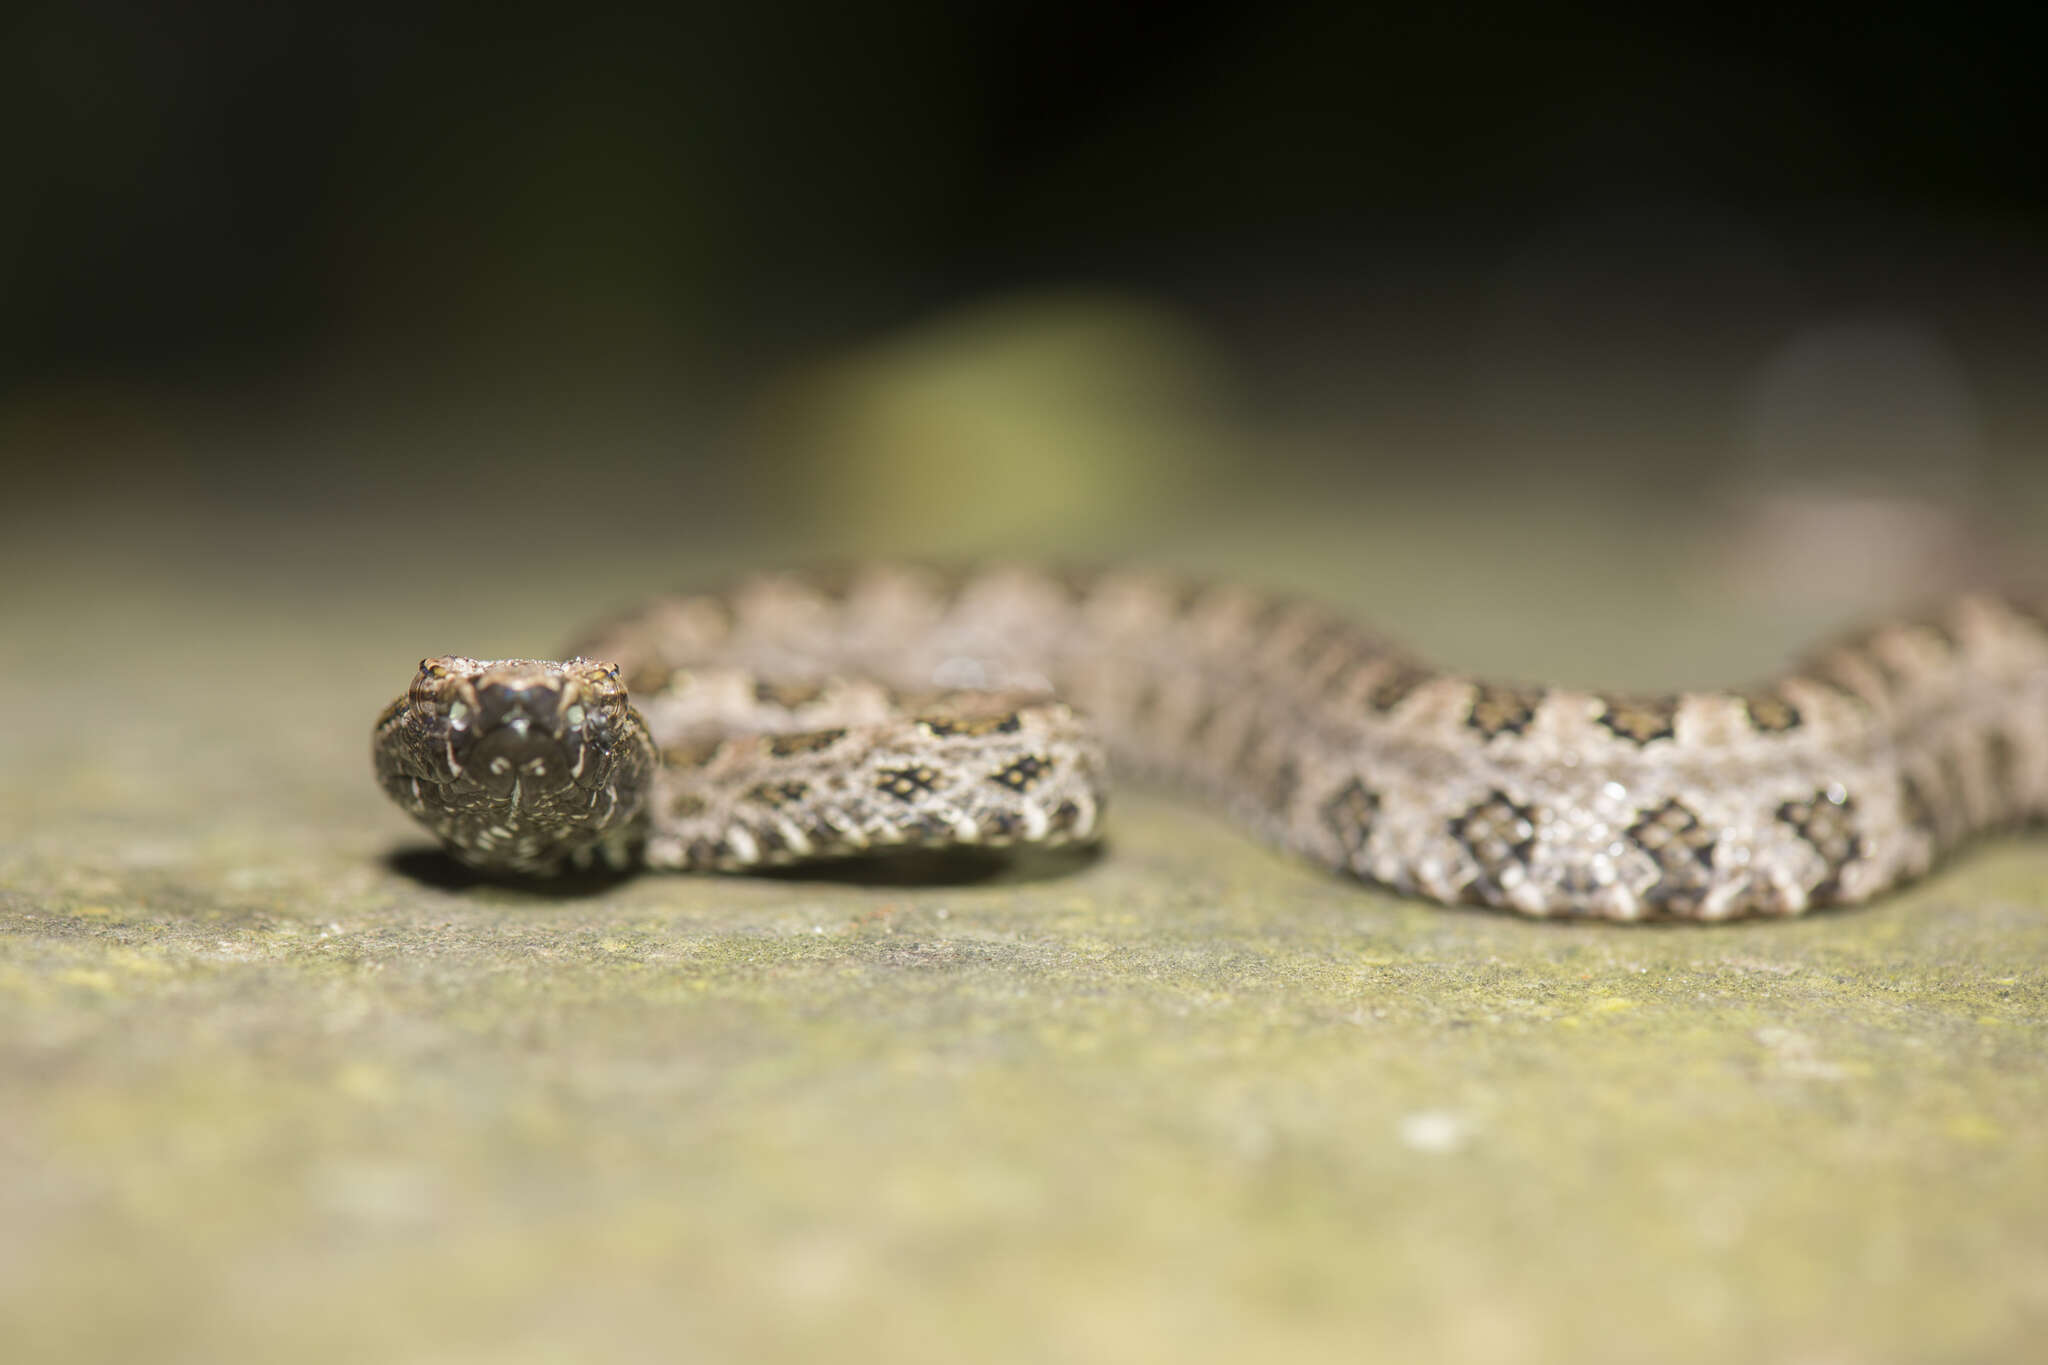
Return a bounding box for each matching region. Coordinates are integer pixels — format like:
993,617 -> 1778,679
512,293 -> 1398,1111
373,564 -> 2048,920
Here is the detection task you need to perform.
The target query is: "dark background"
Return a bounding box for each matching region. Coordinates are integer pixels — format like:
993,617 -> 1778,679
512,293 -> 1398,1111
7,1 -> 2047,575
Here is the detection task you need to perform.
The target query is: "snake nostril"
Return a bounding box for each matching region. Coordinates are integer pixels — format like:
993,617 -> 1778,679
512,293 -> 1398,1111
478,678 -> 558,719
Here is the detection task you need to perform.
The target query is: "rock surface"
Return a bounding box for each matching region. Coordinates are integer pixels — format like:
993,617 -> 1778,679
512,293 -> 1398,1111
4,492 -> 2045,1365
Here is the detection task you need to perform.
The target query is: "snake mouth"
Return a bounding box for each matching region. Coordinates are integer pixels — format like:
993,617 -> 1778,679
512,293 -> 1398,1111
445,666 -> 593,799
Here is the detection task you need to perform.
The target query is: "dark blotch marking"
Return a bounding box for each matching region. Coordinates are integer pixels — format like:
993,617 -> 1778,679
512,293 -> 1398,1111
1044,564 -> 1101,608
1320,779 -> 1380,863
754,679 -> 829,709
1449,791 -> 1539,901
875,765 -> 944,802
1777,788 -> 1863,903
1367,661 -> 1435,713
662,737 -> 726,770
1740,689 -> 1803,734
684,836 -> 735,867
1164,578 -> 1214,619
1899,755 -> 1966,851
801,814 -> 847,848
920,712 -> 1024,738
1598,695 -> 1679,745
668,792 -> 709,819
1233,725 -> 1301,815
896,813 -> 956,841
745,779 -> 810,808
765,727 -> 847,757
991,754 -> 1050,793
1466,683 -> 1543,740
797,563 -> 865,604
1626,799 -> 1717,912
1807,653 -> 1884,706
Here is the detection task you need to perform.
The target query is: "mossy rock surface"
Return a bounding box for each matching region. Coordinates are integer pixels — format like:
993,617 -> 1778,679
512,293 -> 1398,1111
4,493 -> 2045,1365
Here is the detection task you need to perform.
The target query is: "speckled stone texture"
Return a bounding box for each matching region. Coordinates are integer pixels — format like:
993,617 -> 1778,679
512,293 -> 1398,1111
4,489 -> 2046,1365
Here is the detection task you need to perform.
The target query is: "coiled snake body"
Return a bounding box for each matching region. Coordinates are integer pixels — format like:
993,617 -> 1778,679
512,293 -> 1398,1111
374,563 -> 2048,920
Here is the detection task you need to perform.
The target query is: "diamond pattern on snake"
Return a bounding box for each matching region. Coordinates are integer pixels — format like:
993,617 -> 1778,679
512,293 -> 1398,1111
372,564 -> 2048,920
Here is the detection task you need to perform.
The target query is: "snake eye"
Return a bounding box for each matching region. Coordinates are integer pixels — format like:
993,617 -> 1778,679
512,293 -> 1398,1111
420,659 -> 448,680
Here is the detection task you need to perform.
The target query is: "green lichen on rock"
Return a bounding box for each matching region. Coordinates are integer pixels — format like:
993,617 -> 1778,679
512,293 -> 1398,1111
3,513 -> 2046,1365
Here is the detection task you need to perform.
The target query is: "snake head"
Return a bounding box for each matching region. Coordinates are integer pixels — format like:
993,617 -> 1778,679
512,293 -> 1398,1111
416,656 -> 620,796
375,656 -> 654,873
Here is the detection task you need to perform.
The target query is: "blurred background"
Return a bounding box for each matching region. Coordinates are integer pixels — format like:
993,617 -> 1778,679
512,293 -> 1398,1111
6,0 -> 2047,676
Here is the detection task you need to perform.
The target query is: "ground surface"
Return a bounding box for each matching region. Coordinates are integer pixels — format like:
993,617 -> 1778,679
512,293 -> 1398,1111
4,483 -> 2046,1365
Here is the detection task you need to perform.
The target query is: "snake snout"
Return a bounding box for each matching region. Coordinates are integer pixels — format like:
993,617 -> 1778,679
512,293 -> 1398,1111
455,666 -> 589,797
475,668 -> 565,719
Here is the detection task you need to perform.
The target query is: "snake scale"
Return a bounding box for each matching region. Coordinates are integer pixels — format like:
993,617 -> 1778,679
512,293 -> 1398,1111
373,563 -> 2048,920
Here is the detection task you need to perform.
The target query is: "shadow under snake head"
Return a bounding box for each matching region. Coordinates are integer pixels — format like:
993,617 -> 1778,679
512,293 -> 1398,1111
373,656 -> 657,873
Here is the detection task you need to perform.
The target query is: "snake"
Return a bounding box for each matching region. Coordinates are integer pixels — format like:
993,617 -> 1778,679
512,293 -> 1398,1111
372,562 -> 2048,920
